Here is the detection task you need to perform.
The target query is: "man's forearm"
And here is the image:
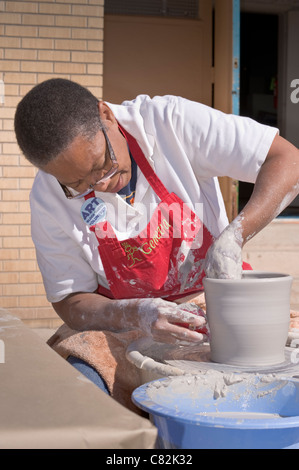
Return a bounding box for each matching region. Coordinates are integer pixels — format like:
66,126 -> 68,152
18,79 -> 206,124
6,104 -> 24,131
52,291 -> 207,344
204,135 -> 299,280
240,134 -> 299,245
52,291 -> 133,331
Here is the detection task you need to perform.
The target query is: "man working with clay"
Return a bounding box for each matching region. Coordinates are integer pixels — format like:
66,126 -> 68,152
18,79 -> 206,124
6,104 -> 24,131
14,79 -> 299,409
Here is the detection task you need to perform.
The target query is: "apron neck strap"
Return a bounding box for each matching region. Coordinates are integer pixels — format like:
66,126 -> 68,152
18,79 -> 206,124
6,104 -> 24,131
118,124 -> 169,201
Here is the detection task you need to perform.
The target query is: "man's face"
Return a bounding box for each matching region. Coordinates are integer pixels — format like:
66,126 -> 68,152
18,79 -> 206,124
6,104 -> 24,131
42,103 -> 132,196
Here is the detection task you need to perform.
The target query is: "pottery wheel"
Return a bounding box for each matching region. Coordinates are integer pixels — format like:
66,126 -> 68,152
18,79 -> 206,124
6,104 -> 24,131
166,346 -> 299,376
127,338 -> 299,378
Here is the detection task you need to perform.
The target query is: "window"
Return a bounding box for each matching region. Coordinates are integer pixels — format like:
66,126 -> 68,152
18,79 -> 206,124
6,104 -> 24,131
104,0 -> 199,19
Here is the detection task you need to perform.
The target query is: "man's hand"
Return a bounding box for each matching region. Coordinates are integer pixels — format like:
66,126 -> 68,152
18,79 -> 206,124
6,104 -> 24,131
290,310 -> 299,330
53,292 -> 207,345
204,216 -> 243,279
136,298 -> 207,345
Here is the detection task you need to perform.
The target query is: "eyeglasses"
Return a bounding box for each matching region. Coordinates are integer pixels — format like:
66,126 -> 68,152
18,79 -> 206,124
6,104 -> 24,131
58,127 -> 119,199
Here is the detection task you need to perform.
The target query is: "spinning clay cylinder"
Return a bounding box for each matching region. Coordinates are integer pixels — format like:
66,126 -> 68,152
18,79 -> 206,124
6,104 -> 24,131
203,271 -> 293,366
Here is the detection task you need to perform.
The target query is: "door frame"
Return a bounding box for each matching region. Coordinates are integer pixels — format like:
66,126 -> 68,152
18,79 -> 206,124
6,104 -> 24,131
214,0 -> 240,221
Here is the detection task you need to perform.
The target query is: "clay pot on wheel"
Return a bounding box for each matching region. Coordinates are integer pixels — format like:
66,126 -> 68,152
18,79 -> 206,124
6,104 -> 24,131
203,271 -> 293,367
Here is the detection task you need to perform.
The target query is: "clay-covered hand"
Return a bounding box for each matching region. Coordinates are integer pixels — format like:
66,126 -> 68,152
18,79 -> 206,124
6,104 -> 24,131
136,298 -> 207,345
204,220 -> 243,279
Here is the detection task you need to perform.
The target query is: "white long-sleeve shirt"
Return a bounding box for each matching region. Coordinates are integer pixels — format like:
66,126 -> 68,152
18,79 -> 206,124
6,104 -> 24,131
30,95 -> 278,302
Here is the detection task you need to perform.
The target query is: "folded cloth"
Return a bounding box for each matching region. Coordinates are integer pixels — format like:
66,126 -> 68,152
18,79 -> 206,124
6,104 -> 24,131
47,325 -> 144,413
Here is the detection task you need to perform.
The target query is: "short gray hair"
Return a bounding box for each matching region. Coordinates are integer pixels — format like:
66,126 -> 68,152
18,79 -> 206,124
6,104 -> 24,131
14,78 -> 103,168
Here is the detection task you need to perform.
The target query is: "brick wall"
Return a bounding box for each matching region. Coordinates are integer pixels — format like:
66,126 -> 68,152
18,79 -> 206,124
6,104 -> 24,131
0,0 -> 104,327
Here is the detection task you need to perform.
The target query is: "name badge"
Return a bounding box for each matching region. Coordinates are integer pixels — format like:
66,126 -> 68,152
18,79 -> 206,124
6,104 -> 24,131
80,197 -> 107,226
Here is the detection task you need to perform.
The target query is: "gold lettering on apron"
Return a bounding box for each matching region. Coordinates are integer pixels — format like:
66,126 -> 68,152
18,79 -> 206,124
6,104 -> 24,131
121,241 -> 142,268
122,218 -> 173,267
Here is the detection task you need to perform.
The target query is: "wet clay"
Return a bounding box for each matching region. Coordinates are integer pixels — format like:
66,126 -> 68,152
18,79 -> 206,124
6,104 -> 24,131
204,215 -> 243,280
146,371 -> 291,407
203,271 -> 293,367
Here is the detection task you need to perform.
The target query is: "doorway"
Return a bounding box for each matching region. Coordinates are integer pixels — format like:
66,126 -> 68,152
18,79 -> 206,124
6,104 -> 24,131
239,12 -> 279,212
238,11 -> 299,217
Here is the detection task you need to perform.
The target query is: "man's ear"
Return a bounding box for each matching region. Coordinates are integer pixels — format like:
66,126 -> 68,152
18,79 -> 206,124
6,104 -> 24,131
98,101 -> 117,127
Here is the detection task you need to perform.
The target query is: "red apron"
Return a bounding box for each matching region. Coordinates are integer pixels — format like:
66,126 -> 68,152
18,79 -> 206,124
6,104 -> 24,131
86,127 -> 250,300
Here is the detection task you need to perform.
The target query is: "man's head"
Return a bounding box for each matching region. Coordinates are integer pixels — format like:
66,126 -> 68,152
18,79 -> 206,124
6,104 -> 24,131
14,78 -> 103,168
15,78 -> 132,196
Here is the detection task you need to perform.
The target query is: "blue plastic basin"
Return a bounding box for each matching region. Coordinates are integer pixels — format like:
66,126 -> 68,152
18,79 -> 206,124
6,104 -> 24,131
132,374 -> 299,449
